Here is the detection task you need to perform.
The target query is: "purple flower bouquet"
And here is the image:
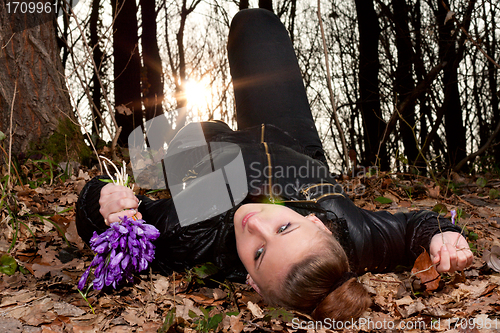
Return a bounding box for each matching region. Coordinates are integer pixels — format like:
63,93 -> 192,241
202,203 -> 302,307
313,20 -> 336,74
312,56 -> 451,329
78,215 -> 160,291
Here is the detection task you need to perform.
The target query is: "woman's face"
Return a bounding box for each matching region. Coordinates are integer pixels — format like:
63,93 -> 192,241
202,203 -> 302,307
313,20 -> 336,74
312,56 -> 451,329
234,203 -> 332,292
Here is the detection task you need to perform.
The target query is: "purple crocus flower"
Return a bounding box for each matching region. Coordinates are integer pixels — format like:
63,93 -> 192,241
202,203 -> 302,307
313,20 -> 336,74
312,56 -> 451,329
78,265 -> 92,291
78,215 -> 160,291
451,209 -> 457,225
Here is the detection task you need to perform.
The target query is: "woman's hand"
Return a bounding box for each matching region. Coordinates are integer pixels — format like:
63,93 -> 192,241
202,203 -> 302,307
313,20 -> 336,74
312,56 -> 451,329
429,231 -> 473,273
99,183 -> 142,226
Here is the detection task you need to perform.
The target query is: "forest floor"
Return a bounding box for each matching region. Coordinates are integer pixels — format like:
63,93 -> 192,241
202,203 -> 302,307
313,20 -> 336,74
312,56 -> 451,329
1,158 -> 500,333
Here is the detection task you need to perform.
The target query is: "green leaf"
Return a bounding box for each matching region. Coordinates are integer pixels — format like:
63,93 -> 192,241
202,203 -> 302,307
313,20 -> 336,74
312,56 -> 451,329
489,189 -> 499,200
0,131 -> 5,141
0,254 -> 18,275
432,203 -> 448,215
207,313 -> 223,330
226,311 -> 239,317
264,308 -> 294,323
468,231 -> 479,241
469,242 -> 477,253
188,309 -> 198,319
476,177 -> 487,188
374,196 -> 392,204
192,262 -> 219,279
158,307 -> 176,333
200,306 -> 211,318
19,265 -> 29,274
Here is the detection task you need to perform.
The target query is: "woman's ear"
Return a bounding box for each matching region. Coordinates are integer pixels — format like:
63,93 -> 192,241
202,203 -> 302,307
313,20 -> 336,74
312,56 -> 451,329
306,213 -> 332,235
246,274 -> 262,295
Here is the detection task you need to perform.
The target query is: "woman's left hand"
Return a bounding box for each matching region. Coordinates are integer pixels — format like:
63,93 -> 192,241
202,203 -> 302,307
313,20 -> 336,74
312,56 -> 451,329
429,231 -> 473,273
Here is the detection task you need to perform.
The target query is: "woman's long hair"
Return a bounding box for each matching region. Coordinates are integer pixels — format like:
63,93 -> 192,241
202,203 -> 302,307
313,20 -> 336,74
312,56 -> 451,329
260,201 -> 372,321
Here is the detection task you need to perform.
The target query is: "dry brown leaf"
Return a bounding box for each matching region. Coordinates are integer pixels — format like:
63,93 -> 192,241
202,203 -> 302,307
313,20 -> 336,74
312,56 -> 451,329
212,288 -> 227,300
396,297 -> 425,318
123,308 -> 145,326
175,298 -> 203,321
53,302 -> 86,317
65,218 -> 86,250
427,185 -> 440,198
49,215 -> 70,234
116,105 -> 133,116
411,249 -> 440,291
247,301 -> 264,318
153,276 -> 170,294
229,313 -> 244,333
58,193 -> 78,205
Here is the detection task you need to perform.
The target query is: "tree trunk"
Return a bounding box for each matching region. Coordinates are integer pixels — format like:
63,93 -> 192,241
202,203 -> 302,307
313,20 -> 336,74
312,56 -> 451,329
436,0 -> 467,167
176,1 -> 188,110
354,0 -> 388,169
392,0 -> 418,169
239,0 -> 249,10
485,5 -> 500,165
288,0 -> 296,43
259,0 -> 273,12
111,0 -> 143,146
0,3 -> 73,156
141,0 -> 164,121
90,0 -> 103,137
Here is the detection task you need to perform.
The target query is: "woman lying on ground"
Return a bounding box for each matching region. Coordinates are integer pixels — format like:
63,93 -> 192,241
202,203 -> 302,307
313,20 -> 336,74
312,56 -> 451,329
76,9 -> 473,322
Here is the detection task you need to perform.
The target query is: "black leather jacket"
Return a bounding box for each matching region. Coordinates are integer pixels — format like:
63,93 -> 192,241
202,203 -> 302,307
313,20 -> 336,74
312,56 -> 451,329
76,121 -> 460,281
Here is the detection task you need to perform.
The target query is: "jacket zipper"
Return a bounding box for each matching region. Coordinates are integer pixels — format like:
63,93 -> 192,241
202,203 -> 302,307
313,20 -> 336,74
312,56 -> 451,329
282,192 -> 344,204
259,126 -> 344,203
261,124 -> 274,201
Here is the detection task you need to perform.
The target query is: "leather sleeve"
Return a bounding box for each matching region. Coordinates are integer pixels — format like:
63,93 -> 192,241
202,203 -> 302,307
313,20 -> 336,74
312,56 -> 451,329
76,175 -> 246,279
320,195 -> 461,274
75,175 -> 178,247
75,175 -> 112,244
395,210 -> 463,261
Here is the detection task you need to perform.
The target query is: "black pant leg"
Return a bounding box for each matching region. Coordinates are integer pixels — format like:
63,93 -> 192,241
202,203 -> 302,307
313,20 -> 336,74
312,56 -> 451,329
227,9 -> 326,163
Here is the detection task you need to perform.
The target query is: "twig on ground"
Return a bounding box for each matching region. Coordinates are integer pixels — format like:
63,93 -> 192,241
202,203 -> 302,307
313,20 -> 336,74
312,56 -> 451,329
7,81 -> 17,191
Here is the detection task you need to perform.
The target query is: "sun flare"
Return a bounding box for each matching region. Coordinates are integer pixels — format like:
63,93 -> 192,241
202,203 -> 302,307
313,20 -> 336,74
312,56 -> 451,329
184,79 -> 210,115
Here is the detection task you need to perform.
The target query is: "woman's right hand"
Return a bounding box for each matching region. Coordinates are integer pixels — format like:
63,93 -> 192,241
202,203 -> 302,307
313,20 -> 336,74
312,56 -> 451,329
99,183 -> 142,225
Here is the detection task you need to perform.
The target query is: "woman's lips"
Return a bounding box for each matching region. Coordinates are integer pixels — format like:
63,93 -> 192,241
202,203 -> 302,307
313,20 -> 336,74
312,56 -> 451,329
242,212 -> 256,229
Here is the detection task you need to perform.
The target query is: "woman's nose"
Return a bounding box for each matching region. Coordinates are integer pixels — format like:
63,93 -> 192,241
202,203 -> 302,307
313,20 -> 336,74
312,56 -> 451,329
247,217 -> 266,235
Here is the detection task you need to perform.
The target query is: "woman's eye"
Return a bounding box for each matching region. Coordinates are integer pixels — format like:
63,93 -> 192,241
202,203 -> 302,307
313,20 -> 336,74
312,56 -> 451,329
277,222 -> 291,234
254,247 -> 264,260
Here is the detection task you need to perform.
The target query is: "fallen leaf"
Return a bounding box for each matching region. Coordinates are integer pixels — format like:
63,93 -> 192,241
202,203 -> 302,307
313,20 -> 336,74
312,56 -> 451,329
153,275 -> 170,294
228,313 -> 244,333
483,244 -> 500,272
0,318 -> 23,332
396,297 -> 425,318
123,308 -> 145,326
78,169 -> 91,180
427,185 -> 440,198
411,249 -> 440,291
53,302 -> 86,317
246,301 -> 264,318
175,298 -> 202,321
58,193 -> 78,205
65,219 -> 86,250
213,288 -> 227,300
